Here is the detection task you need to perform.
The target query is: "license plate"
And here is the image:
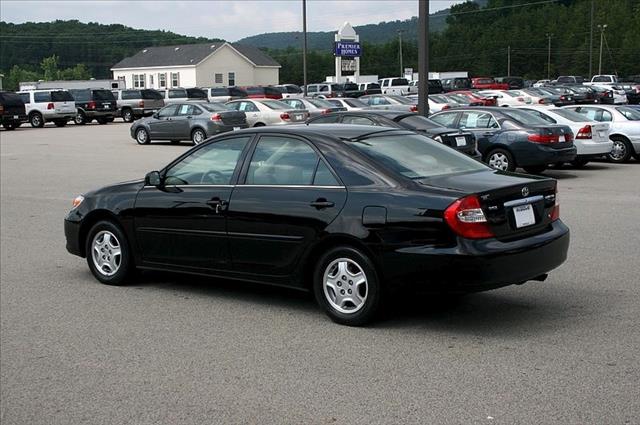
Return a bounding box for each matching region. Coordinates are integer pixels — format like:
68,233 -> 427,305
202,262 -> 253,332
455,136 -> 466,147
295,114 -> 303,120
559,135 -> 565,142
13,115 -> 19,119
233,127 -> 240,131
598,131 -> 605,138
103,103 -> 111,108
513,204 -> 535,228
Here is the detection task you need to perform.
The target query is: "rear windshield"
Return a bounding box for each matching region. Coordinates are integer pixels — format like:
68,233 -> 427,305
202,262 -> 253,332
349,133 -> 486,179
199,102 -> 231,112
121,90 -> 141,100
616,106 -> 640,120
186,88 -> 207,99
0,92 -> 24,105
499,109 -> 550,125
343,83 -> 359,91
308,98 -> 335,108
391,78 -> 409,86
260,100 -> 290,110
344,98 -> 367,108
552,108 -> 591,122
51,90 -> 74,101
397,115 -> 439,129
93,90 -> 115,101
69,89 -> 90,101
142,89 -> 163,100
365,83 -> 381,89
245,86 -> 264,95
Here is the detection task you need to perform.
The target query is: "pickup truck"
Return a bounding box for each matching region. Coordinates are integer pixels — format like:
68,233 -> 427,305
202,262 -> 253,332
584,75 -> 619,86
379,77 -> 411,96
471,77 -> 509,90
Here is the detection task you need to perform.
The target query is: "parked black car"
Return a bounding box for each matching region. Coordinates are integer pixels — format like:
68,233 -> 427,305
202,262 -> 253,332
429,79 -> 444,94
69,89 -> 117,125
0,91 -> 28,130
430,107 -> 577,174
65,125 -> 569,326
441,77 -> 472,92
307,110 -> 479,159
130,102 -> 247,145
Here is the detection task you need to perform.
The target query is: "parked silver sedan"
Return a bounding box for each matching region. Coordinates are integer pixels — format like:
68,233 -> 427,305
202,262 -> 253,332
225,98 -> 308,126
130,102 -> 247,145
281,97 -> 346,117
359,94 -> 418,112
325,97 -> 369,111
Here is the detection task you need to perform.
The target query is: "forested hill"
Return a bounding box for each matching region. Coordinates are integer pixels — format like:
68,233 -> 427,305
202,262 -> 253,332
0,20 -> 220,78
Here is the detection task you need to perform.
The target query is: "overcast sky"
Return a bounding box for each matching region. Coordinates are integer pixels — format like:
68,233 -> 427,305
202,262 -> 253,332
0,0 -> 464,41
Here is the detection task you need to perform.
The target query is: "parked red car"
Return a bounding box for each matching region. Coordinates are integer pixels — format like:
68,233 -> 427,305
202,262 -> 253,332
449,90 -> 498,106
471,77 -> 510,90
241,86 -> 283,99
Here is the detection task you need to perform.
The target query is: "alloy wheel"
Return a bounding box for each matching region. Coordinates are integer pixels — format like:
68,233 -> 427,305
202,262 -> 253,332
192,129 -> 205,145
609,140 -> 627,161
323,258 -> 368,314
488,152 -> 509,171
136,129 -> 148,144
91,231 -> 122,277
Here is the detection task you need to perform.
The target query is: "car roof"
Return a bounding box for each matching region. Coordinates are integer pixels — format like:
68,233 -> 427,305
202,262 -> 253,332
318,110 -> 413,119
231,124 -> 409,140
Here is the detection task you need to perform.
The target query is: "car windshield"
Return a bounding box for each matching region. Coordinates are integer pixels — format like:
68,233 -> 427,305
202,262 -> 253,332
260,100 -> 290,110
552,108 -> 591,122
348,133 -> 486,180
307,98 -> 335,108
200,102 -> 230,112
388,95 -> 414,105
499,109 -> 550,125
616,106 -> 640,120
396,115 -> 439,129
51,91 -> 74,101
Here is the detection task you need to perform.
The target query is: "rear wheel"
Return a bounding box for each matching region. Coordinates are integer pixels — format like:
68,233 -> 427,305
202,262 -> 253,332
135,127 -> 150,145
485,148 -> 515,172
253,122 -> 266,127
608,136 -> 633,163
523,165 -> 547,174
53,119 -> 67,127
29,112 -> 44,128
313,246 -> 382,326
96,117 -> 109,125
122,108 -> 134,123
74,111 -> 86,125
85,220 -> 134,286
191,128 -> 207,145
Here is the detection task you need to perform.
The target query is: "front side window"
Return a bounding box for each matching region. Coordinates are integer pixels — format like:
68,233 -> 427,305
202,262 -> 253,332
158,105 -> 178,118
228,72 -> 236,86
245,136 -> 319,185
171,72 -> 180,87
164,137 -> 251,185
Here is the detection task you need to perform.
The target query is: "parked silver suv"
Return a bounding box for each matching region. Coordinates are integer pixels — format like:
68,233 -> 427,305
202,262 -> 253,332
112,89 -> 165,122
17,89 -> 76,127
158,88 -> 208,105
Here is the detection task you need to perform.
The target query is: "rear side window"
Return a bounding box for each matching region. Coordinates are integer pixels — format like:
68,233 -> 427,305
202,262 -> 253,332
246,136 -> 319,185
520,109 -> 556,124
142,90 -> 163,100
459,112 -> 498,128
186,88 -> 207,99
169,89 -> 187,98
51,91 -> 74,101
308,115 -> 340,124
34,92 -> 51,103
122,90 -> 142,100
211,88 -> 229,96
313,161 -> 340,186
93,90 -> 115,101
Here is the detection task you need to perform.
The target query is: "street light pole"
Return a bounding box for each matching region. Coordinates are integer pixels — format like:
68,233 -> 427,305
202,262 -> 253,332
598,24 -> 607,75
398,30 -> 404,78
588,0 -> 594,78
546,33 -> 552,80
507,45 -> 511,77
418,0 -> 429,116
302,0 -> 308,96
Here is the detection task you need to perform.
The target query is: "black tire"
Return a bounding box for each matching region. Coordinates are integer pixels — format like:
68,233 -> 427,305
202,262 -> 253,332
53,119 -> 67,127
85,220 -> 135,286
523,165 -> 547,174
570,158 -> 589,168
135,127 -> 150,145
485,148 -> 516,172
608,136 -> 633,163
29,112 -> 44,128
96,117 -> 109,125
191,128 -> 207,145
253,122 -> 266,127
313,246 -> 382,326
74,111 -> 86,125
106,116 -> 115,122
122,108 -> 134,123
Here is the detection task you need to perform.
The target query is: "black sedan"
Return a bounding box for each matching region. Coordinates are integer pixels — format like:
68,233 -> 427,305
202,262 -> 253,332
131,102 -> 248,145
65,125 -> 570,326
430,107 -> 577,174
307,110 -> 480,159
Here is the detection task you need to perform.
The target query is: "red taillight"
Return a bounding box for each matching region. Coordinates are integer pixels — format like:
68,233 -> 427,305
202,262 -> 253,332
47,102 -> 54,110
442,104 -> 450,110
410,105 -> 418,112
138,100 -> 145,108
528,133 -> 557,143
444,195 -> 494,239
517,97 -> 524,102
538,99 -> 546,104
321,109 -> 332,115
280,113 -> 290,120
211,113 -> 222,121
549,191 -> 560,221
87,101 -> 96,110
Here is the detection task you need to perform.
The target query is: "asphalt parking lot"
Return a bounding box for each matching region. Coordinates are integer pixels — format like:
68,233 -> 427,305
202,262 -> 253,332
1,122 -> 639,424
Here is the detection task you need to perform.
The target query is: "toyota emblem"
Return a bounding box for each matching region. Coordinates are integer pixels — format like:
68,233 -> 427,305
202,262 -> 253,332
522,187 -> 530,197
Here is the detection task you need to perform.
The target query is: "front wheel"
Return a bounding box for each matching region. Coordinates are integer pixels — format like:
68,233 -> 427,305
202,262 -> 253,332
608,137 -> 633,163
74,111 -> 86,125
85,220 -> 134,285
29,112 -> 44,128
313,246 -> 382,326
191,128 -> 207,145
135,127 -> 150,145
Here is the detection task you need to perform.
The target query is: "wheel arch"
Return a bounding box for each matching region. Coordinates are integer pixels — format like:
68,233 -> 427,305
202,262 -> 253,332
77,209 -> 124,258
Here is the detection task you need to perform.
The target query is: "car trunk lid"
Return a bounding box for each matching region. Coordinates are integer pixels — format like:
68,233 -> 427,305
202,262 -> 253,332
218,111 -> 247,126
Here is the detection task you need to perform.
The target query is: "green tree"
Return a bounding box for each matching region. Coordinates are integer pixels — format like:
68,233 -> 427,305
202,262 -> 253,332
40,55 -> 60,80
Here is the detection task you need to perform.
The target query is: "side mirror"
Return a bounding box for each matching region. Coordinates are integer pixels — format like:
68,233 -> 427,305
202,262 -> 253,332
145,171 -> 162,187
152,113 -> 159,119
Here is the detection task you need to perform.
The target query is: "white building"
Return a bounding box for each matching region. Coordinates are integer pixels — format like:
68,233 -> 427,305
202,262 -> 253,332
111,42 -> 280,89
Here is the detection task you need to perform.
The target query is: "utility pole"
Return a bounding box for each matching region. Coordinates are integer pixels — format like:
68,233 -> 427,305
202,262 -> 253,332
418,0 -> 429,116
507,45 -> 511,77
588,0 -> 594,78
302,0 -> 308,96
546,33 -> 552,80
398,30 -> 404,78
598,24 -> 607,75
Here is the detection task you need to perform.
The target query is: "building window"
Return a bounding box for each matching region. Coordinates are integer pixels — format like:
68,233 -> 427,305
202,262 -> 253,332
159,73 -> 166,88
215,73 -> 223,84
133,74 -> 146,88
149,74 -> 154,87
171,72 -> 180,87
228,72 -> 235,86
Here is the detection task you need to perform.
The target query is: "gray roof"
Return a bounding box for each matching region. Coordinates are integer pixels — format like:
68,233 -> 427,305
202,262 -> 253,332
112,42 -> 280,69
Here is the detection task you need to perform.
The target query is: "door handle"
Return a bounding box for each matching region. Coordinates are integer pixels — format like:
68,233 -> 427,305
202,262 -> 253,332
310,199 -> 335,209
206,198 -> 228,214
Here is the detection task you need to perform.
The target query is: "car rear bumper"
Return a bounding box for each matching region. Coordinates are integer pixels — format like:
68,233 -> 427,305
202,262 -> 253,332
514,143 -> 577,166
382,220 -> 570,292
84,110 -> 116,118
44,112 -> 76,120
576,139 -> 613,156
1,114 -> 28,124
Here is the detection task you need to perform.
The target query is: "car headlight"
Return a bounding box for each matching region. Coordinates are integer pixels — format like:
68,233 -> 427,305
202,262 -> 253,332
72,195 -> 84,209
